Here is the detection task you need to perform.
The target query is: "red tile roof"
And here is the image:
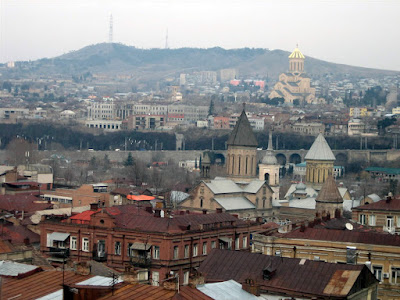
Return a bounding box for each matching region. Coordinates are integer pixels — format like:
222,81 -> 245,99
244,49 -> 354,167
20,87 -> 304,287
198,249 -> 375,298
0,224 -> 40,244
354,197 -> 400,211
1,270 -> 92,300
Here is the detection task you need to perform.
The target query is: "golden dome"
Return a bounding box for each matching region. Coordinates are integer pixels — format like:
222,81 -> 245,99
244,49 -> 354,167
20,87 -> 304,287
289,47 -> 305,59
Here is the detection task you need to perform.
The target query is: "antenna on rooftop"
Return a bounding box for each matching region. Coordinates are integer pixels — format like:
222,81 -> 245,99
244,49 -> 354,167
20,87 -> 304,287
109,14 -> 113,43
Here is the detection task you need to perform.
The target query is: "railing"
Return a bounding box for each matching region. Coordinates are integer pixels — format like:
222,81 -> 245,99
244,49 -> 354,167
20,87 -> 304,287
383,226 -> 395,234
48,247 -> 69,258
92,251 -> 108,262
130,255 -> 151,268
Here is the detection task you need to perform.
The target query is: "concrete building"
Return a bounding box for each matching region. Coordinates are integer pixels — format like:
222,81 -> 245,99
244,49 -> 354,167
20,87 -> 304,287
292,122 -> 325,135
126,114 -> 165,130
85,120 -> 122,131
348,119 -> 366,136
269,47 -> 316,104
87,100 -> 115,120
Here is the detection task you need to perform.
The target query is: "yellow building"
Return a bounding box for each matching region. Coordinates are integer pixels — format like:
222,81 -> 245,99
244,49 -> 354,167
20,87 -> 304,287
305,133 -> 335,186
269,47 -> 316,104
252,220 -> 400,300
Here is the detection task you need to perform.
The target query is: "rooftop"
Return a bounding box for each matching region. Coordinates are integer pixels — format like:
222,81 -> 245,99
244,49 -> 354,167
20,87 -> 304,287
227,109 -> 258,147
305,133 -> 336,161
354,195 -> 400,212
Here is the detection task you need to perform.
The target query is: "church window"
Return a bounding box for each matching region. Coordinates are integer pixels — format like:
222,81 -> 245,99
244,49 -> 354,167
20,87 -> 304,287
256,198 -> 259,207
245,157 -> 248,174
200,197 -> 203,208
263,197 -> 266,209
264,173 -> 270,183
238,156 -> 241,174
232,156 -> 235,174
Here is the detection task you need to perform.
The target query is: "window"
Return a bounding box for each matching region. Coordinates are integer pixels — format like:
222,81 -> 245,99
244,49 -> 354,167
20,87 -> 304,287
243,236 -> 248,248
359,214 -> 366,225
183,271 -> 189,285
235,237 -> 240,250
115,241 -> 121,255
70,236 -> 77,250
193,244 -> 198,257
346,247 -> 357,264
387,216 -> 394,228
392,267 -> 400,284
202,242 -> 207,255
398,216 -> 400,228
211,241 -> 216,249
369,215 -> 376,226
152,271 -> 160,286
173,246 -> 179,259
153,246 -> 160,259
373,266 -> 383,281
82,238 -> 89,252
184,245 -> 189,258
46,233 -> 52,247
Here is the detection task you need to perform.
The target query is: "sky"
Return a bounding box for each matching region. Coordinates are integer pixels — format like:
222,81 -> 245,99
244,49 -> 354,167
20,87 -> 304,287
1,0 -> 400,71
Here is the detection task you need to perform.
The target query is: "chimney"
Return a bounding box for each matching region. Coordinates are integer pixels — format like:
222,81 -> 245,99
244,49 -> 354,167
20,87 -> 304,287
154,209 -> 161,218
386,192 -> 393,203
242,279 -> 260,296
145,206 -> 153,214
90,203 -> 99,211
300,224 -> 306,232
216,208 -> 223,214
202,209 -> 207,215
256,217 -> 263,223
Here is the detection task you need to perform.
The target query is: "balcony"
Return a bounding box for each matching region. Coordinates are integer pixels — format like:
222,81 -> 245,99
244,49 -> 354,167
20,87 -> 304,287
130,255 -> 151,268
48,247 -> 70,258
383,226 -> 395,234
92,251 -> 108,262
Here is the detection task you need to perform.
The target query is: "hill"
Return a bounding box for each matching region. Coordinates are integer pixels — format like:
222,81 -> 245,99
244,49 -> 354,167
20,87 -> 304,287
7,43 -> 400,79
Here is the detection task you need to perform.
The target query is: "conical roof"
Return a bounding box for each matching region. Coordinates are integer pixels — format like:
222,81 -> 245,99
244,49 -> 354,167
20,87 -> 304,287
315,176 -> 343,203
288,47 -> 305,59
262,131 -> 278,165
227,110 -> 258,147
305,134 -> 336,161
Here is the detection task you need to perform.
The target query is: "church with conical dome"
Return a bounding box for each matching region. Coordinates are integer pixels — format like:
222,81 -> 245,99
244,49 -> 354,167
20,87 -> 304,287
269,46 -> 316,104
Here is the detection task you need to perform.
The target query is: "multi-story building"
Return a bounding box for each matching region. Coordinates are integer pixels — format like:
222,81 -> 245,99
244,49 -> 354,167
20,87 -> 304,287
348,119 -> 366,136
252,218 -> 400,300
87,100 -> 115,120
40,205 -> 260,286
85,120 -> 122,131
0,108 -> 29,120
352,194 -> 400,234
42,183 -> 110,208
350,107 -> 368,118
292,122 -> 325,135
213,116 -> 230,129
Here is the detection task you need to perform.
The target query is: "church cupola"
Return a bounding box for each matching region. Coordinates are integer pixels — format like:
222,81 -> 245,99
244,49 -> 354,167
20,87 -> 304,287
288,46 -> 305,73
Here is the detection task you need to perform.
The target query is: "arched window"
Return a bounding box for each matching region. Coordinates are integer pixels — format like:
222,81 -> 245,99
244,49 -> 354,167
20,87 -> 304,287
238,156 -> 241,174
263,197 -> 266,209
200,197 -> 203,208
245,156 -> 248,174
264,173 -> 270,183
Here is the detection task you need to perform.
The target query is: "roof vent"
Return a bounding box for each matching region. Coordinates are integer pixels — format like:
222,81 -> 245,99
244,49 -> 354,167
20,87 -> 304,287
262,266 -> 276,280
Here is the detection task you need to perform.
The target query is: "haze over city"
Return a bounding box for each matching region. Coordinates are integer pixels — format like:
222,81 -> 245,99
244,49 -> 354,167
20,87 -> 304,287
1,0 -> 400,71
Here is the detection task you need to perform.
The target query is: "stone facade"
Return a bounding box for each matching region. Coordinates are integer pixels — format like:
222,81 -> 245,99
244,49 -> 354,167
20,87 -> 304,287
226,146 -> 257,180
306,159 -> 334,184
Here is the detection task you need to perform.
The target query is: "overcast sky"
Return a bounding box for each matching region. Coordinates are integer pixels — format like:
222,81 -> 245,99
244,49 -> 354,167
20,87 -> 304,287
1,0 -> 399,71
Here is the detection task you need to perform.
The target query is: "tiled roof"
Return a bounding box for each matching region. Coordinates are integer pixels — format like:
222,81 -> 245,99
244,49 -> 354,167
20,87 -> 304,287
0,223 -> 40,244
198,249 -> 374,298
227,110 -> 258,147
305,134 -> 336,161
354,196 -> 400,211
316,176 -> 343,203
1,270 -> 93,300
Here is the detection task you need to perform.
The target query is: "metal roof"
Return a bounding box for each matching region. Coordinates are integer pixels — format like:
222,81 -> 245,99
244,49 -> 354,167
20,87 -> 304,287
242,180 -> 266,194
129,242 -> 151,251
197,280 -> 261,300
49,232 -> 70,241
214,196 -> 256,211
315,176 -> 343,203
204,179 -> 243,194
0,261 -> 40,277
305,134 -> 336,161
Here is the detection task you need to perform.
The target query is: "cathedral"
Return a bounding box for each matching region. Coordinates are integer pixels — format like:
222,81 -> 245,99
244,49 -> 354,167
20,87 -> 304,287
269,46 -> 316,104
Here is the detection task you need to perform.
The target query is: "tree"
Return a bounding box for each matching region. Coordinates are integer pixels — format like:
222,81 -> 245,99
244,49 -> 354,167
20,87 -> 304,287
124,152 -> 134,166
293,99 -> 300,106
208,99 -> 214,116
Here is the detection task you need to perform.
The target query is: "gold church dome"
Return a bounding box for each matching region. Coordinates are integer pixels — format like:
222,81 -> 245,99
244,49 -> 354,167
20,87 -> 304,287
289,47 -> 305,59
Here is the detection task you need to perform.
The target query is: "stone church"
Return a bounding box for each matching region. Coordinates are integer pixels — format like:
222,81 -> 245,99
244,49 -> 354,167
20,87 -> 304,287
179,109 -> 275,219
269,46 -> 317,104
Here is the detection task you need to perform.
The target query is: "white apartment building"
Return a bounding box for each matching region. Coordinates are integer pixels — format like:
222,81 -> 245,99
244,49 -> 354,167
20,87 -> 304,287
87,100 -> 115,120
85,120 -> 122,131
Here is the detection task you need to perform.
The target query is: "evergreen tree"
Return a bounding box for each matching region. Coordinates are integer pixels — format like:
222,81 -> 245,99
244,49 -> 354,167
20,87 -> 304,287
208,99 -> 214,116
124,152 -> 134,166
195,158 -> 198,169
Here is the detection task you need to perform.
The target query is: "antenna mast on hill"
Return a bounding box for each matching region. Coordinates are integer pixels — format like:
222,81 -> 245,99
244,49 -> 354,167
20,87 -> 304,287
165,28 -> 169,49
109,14 -> 113,43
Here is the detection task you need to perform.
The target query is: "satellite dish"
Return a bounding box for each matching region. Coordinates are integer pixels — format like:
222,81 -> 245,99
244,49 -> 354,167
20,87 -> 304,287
345,223 -> 354,231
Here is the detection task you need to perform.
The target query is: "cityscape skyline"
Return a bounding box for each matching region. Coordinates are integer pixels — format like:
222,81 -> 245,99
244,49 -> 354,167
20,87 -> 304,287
1,0 -> 400,71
